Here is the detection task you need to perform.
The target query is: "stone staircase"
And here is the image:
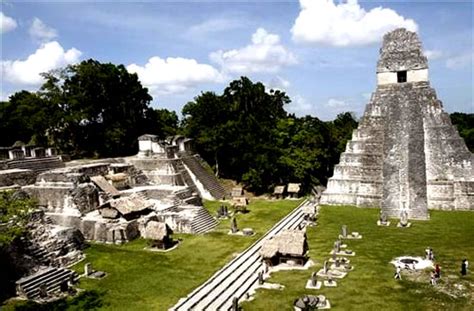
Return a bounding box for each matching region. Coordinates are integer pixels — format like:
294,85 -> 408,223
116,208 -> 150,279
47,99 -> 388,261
27,243 -> 55,266
16,267 -> 78,299
190,206 -> 219,234
7,156 -> 64,172
181,155 -> 226,199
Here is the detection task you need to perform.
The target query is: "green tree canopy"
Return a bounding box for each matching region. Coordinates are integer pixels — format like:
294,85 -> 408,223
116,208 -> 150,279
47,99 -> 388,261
1,59 -> 178,158
0,191 -> 36,247
182,77 -> 290,192
39,59 -> 154,157
450,112 -> 474,152
182,77 -> 358,193
0,91 -> 53,147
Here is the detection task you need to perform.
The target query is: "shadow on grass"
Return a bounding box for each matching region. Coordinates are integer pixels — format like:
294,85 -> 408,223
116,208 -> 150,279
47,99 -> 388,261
11,290 -> 106,311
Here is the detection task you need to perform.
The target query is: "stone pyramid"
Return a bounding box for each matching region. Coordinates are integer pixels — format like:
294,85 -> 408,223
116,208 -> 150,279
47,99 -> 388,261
321,28 -> 473,219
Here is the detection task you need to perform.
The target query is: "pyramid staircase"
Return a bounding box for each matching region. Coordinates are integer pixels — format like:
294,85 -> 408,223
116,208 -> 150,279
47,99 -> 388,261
7,156 -> 64,172
16,267 -> 79,299
190,206 -> 219,234
181,155 -> 226,200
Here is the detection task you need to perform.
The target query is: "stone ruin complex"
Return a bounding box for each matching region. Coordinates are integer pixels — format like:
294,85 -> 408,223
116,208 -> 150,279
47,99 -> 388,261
1,135 -> 226,299
321,28 -> 474,219
14,135 -> 225,245
1,135 -> 226,288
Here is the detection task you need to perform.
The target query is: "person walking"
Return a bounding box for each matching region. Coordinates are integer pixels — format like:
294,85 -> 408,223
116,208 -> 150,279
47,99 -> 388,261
435,264 -> 441,278
430,271 -> 437,285
394,266 -> 402,280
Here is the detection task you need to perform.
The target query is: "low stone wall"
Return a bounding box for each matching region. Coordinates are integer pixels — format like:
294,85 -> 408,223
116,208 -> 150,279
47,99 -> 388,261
48,212 -> 140,244
0,169 -> 36,187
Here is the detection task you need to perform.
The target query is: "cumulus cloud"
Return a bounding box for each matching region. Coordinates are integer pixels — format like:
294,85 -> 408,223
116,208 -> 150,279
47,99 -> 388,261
323,97 -> 365,120
446,52 -> 473,69
0,91 -> 12,102
267,76 -> 290,92
127,56 -> 224,95
286,94 -> 313,115
326,98 -> 348,109
1,12 -> 17,33
424,49 -> 443,60
1,41 -> 82,85
187,17 -> 243,37
29,18 -> 58,42
209,28 -> 297,74
291,0 -> 418,47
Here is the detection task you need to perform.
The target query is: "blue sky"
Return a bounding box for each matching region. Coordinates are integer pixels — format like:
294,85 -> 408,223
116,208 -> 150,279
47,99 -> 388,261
1,0 -> 472,120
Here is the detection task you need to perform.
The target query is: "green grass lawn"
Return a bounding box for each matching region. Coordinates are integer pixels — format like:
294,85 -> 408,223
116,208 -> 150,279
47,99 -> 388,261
241,205 -> 474,311
60,198 -> 303,310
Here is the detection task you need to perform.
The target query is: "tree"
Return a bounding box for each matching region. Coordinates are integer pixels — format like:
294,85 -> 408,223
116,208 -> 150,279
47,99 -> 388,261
149,108 -> 179,138
182,77 -> 290,193
450,112 -> 474,152
39,59 -> 154,158
0,191 -> 36,248
275,116 -> 334,192
0,91 -> 53,147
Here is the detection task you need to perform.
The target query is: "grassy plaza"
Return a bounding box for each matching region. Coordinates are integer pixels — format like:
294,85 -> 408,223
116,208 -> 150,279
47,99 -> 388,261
242,205 -> 474,310
69,199 -> 303,310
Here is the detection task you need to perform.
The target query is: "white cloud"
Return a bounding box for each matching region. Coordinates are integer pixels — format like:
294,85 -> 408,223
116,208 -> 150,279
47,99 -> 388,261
127,56 -> 224,95
0,91 -> 12,102
287,95 -> 367,119
1,41 -> 82,85
187,17 -> 243,37
267,76 -> 290,92
446,52 -> 473,69
286,94 -> 313,115
362,92 -> 372,100
323,97 -> 366,120
291,0 -> 418,47
326,98 -> 348,109
209,28 -> 297,74
424,49 -> 443,60
1,12 -> 17,33
29,18 -> 58,42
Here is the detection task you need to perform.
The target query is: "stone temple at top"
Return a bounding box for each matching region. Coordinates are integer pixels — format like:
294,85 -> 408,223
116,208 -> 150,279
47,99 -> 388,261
321,28 -> 473,219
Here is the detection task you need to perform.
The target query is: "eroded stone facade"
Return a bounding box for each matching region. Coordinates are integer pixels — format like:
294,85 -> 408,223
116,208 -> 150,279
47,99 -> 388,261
19,135 -> 222,244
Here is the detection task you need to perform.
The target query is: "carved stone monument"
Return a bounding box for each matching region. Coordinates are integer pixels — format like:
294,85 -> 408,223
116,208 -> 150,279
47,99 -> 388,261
85,262 -> 92,276
341,225 -> 347,238
311,272 -> 317,287
231,217 -> 238,233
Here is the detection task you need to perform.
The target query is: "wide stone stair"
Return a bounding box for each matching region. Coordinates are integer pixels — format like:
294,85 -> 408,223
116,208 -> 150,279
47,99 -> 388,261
181,155 -> 226,199
190,206 -> 219,234
16,267 -> 78,299
7,156 -> 64,172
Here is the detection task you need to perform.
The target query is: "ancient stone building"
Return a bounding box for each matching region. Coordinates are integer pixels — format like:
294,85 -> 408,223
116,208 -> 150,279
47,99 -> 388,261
19,135 -> 224,244
321,28 -> 473,219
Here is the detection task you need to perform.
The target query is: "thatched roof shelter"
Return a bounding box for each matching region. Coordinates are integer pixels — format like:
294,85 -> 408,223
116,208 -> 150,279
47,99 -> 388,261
260,229 -> 307,258
143,221 -> 172,240
231,187 -> 244,197
302,204 -> 316,215
273,185 -> 285,195
287,183 -> 301,194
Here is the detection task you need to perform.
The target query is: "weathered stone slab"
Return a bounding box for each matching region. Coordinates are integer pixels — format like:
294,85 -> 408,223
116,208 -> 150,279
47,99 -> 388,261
91,175 -> 120,196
